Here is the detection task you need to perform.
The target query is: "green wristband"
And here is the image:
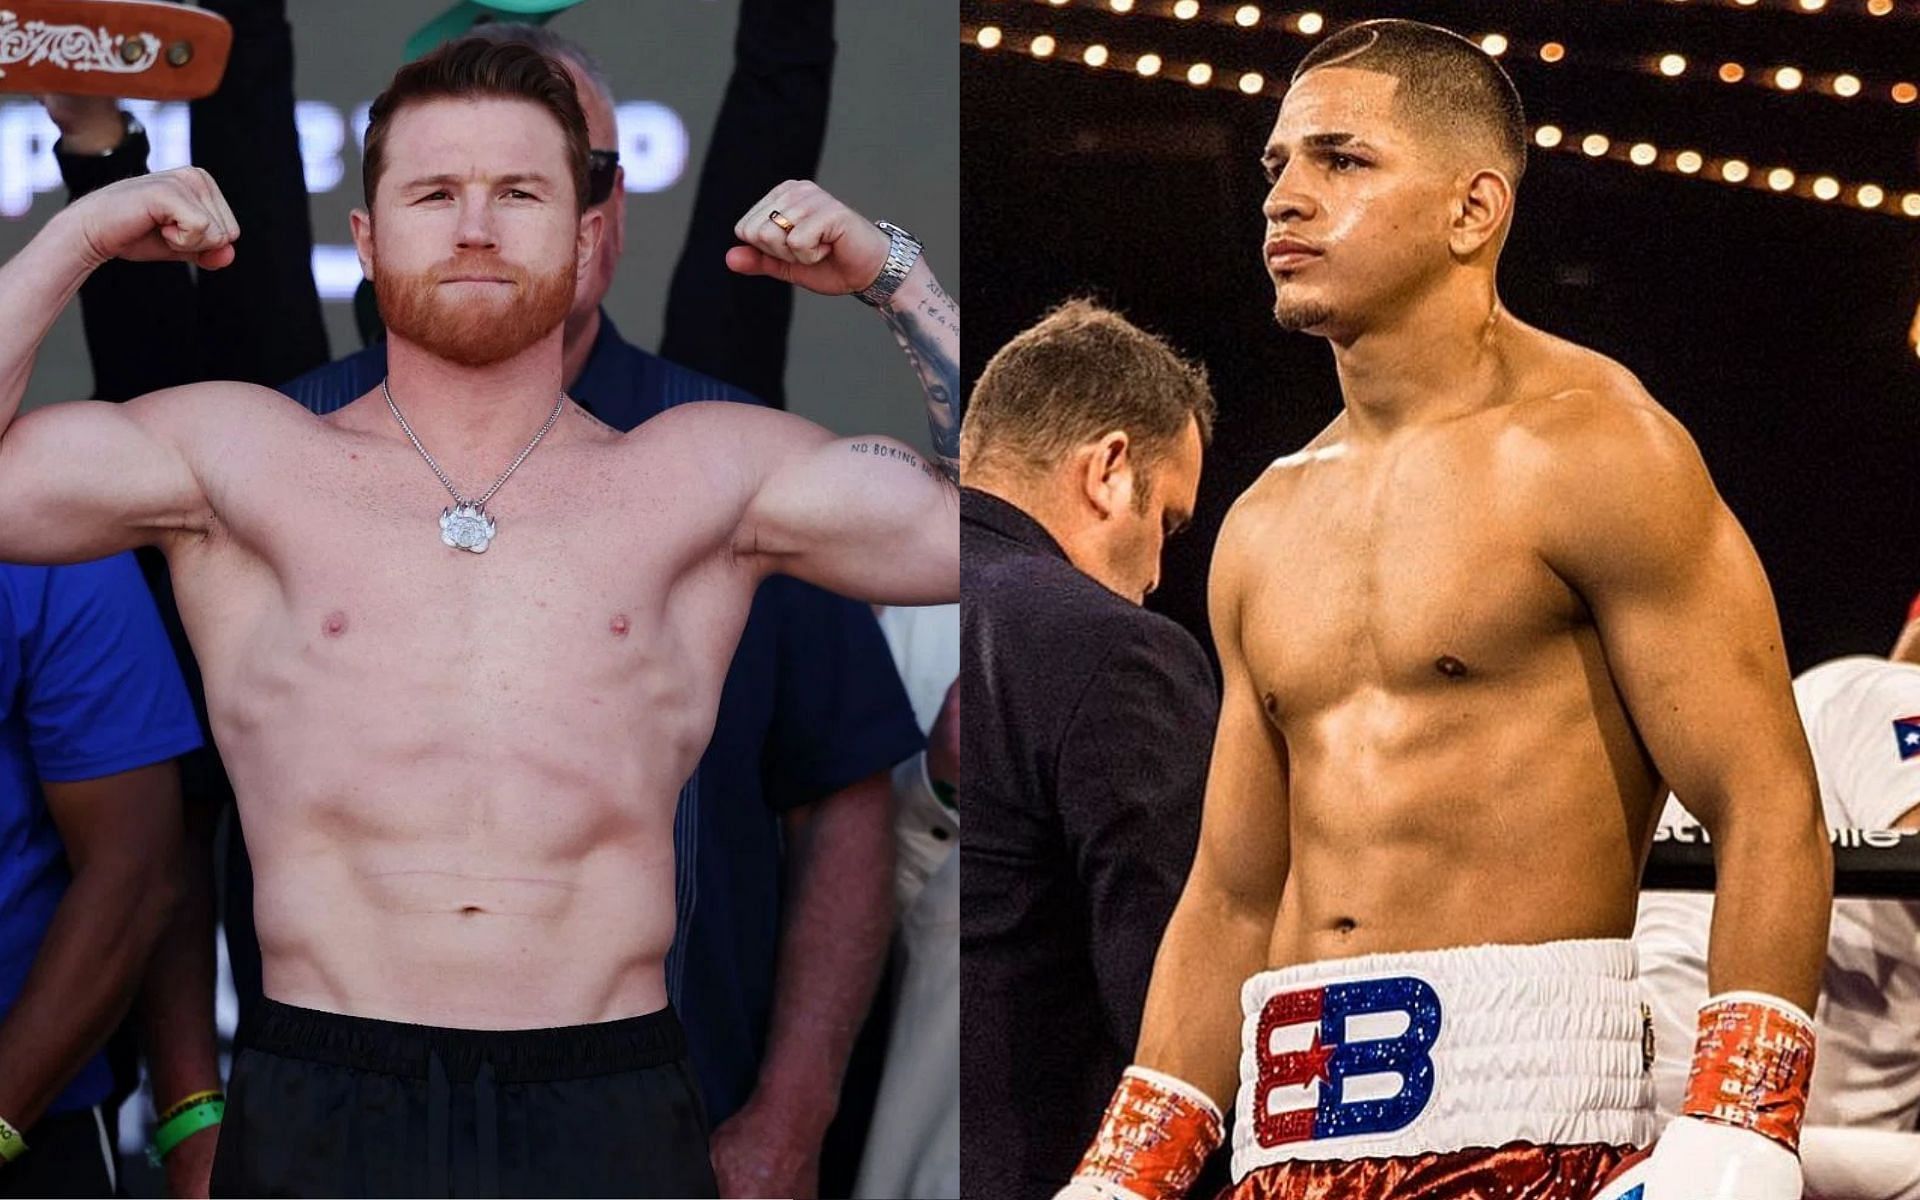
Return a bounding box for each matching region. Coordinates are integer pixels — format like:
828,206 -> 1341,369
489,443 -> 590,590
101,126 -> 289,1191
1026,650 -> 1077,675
0,1115 -> 25,1163
148,1098 -> 223,1164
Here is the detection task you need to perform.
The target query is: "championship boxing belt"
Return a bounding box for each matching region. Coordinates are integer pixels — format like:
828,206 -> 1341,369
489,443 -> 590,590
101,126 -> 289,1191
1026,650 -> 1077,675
1593,992 -> 1816,1200
1054,1067 -> 1225,1200
0,1 -> 231,100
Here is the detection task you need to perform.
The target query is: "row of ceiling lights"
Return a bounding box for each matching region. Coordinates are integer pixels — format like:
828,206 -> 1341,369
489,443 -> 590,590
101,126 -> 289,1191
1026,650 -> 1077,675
969,24 -> 1920,219
1001,0 -> 1920,105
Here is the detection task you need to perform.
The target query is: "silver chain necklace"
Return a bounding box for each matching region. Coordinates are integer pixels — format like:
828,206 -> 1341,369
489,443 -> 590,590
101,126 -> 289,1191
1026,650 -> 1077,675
383,377 -> 567,554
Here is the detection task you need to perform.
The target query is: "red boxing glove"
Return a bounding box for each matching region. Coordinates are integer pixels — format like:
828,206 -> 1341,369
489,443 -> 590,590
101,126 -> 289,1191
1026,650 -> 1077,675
1597,992 -> 1816,1200
1056,1067 -> 1225,1200
1682,992 -> 1816,1150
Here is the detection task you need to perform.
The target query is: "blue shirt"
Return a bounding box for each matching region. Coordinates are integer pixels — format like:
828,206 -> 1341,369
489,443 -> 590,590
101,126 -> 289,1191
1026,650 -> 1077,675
278,316 -> 925,1123
0,555 -> 202,1115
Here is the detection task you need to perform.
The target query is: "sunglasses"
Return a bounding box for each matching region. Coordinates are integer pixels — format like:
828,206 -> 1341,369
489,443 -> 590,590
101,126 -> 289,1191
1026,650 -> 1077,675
588,149 -> 619,206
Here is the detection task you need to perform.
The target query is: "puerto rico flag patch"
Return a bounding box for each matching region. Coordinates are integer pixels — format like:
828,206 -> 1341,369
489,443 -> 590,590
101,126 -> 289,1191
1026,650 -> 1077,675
1895,716 -> 1920,761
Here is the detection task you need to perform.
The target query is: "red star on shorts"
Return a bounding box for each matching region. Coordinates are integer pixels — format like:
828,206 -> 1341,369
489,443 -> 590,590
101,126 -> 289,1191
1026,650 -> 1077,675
1270,1031 -> 1336,1090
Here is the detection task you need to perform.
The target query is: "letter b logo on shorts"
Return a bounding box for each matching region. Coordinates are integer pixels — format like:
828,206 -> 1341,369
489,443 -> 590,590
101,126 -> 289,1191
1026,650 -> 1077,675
1252,976 -> 1441,1147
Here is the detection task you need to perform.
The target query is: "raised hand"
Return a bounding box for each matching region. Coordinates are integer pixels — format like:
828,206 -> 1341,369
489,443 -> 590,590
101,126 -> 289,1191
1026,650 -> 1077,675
727,179 -> 891,297
68,168 -> 239,271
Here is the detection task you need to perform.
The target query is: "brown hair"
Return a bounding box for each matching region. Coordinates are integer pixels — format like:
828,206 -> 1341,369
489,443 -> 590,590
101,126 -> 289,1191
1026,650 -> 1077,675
961,300 -> 1215,503
1293,18 -> 1527,187
362,35 -> 592,214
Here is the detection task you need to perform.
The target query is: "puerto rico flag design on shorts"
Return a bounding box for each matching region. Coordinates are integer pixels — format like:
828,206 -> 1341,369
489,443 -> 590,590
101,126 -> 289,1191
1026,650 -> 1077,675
1895,715 -> 1920,762
1252,976 -> 1442,1147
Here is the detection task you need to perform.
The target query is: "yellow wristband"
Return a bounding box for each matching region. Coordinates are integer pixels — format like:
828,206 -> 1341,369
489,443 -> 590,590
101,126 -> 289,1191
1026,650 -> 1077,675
0,1115 -> 26,1163
157,1089 -> 224,1125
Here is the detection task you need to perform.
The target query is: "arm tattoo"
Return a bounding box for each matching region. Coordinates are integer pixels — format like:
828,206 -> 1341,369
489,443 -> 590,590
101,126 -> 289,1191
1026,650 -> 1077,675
848,440 -> 945,484
879,283 -> 961,483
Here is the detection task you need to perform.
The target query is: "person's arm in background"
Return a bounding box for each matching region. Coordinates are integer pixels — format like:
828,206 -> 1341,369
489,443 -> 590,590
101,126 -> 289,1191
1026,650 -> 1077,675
708,585 -> 922,1200
187,0 -> 328,385
712,771 -> 896,1199
0,767 -> 182,1138
660,0 -> 834,407
44,96 -> 200,401
0,556 -> 201,1152
45,0 -> 327,400
133,782 -> 222,1199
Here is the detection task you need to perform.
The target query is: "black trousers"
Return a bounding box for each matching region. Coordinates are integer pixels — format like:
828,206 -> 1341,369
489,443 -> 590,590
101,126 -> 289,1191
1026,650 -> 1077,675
0,1106 -> 116,1198
210,999 -> 717,1198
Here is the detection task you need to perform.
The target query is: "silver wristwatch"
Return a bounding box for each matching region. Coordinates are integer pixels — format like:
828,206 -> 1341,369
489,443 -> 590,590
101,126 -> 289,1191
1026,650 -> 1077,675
855,221 -> 923,307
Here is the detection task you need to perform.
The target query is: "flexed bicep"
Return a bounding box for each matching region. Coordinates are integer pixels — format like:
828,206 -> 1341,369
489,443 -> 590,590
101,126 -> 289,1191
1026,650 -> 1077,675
0,391 -> 212,564
737,416 -> 959,606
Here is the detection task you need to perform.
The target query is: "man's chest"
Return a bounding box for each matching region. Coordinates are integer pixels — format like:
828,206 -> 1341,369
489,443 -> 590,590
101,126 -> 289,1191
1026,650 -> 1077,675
177,438 -> 752,692
1237,454 -> 1581,709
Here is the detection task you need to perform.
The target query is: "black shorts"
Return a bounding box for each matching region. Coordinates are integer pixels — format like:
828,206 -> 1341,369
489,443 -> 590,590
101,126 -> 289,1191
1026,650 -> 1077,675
209,998 -> 717,1198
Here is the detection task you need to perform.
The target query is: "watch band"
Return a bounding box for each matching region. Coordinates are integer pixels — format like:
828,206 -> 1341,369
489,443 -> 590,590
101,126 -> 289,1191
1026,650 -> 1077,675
855,221 -> 923,308
56,116 -> 151,200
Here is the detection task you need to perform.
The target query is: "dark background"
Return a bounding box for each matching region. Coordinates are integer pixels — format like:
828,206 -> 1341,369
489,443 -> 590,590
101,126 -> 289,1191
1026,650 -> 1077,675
962,0 -> 1920,675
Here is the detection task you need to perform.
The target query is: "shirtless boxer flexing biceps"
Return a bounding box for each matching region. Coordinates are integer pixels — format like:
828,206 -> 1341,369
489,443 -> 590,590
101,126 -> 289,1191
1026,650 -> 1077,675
1060,21 -> 1829,1200
0,39 -> 957,1197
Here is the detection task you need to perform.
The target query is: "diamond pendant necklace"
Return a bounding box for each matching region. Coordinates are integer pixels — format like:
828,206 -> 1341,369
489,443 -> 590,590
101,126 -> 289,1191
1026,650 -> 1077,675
383,377 -> 567,554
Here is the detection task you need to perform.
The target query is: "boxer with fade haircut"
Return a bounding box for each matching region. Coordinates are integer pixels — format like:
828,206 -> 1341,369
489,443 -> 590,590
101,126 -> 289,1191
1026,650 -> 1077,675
1058,17 -> 1830,1200
961,299 -> 1214,603
1260,18 -> 1529,339
1290,19 -> 1527,190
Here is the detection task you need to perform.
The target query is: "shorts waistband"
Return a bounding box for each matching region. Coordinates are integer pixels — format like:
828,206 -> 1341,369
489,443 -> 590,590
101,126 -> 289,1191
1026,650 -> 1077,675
239,997 -> 687,1083
1234,939 -> 1656,1175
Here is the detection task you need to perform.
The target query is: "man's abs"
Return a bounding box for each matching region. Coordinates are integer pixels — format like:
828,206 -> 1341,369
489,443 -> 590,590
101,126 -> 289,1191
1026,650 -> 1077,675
1264,666 -> 1663,968
252,819 -> 680,1029
160,419 -> 756,1028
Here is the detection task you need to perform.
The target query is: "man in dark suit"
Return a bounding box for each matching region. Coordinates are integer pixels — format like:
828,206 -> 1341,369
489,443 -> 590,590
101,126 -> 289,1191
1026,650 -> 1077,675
959,299 -> 1220,1199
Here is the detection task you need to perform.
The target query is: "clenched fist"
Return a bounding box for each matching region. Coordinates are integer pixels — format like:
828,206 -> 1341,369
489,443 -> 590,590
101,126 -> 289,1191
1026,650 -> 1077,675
727,180 -> 892,298
66,167 -> 239,271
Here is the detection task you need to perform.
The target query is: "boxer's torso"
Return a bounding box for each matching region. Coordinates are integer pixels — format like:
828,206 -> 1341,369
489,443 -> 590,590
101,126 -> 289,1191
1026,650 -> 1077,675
160,385 -> 762,1028
1231,332 -> 1667,970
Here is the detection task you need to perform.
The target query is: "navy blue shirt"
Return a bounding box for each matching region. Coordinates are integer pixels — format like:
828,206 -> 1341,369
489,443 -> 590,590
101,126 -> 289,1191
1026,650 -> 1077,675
277,315 -> 924,1124
0,556 -> 201,1115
